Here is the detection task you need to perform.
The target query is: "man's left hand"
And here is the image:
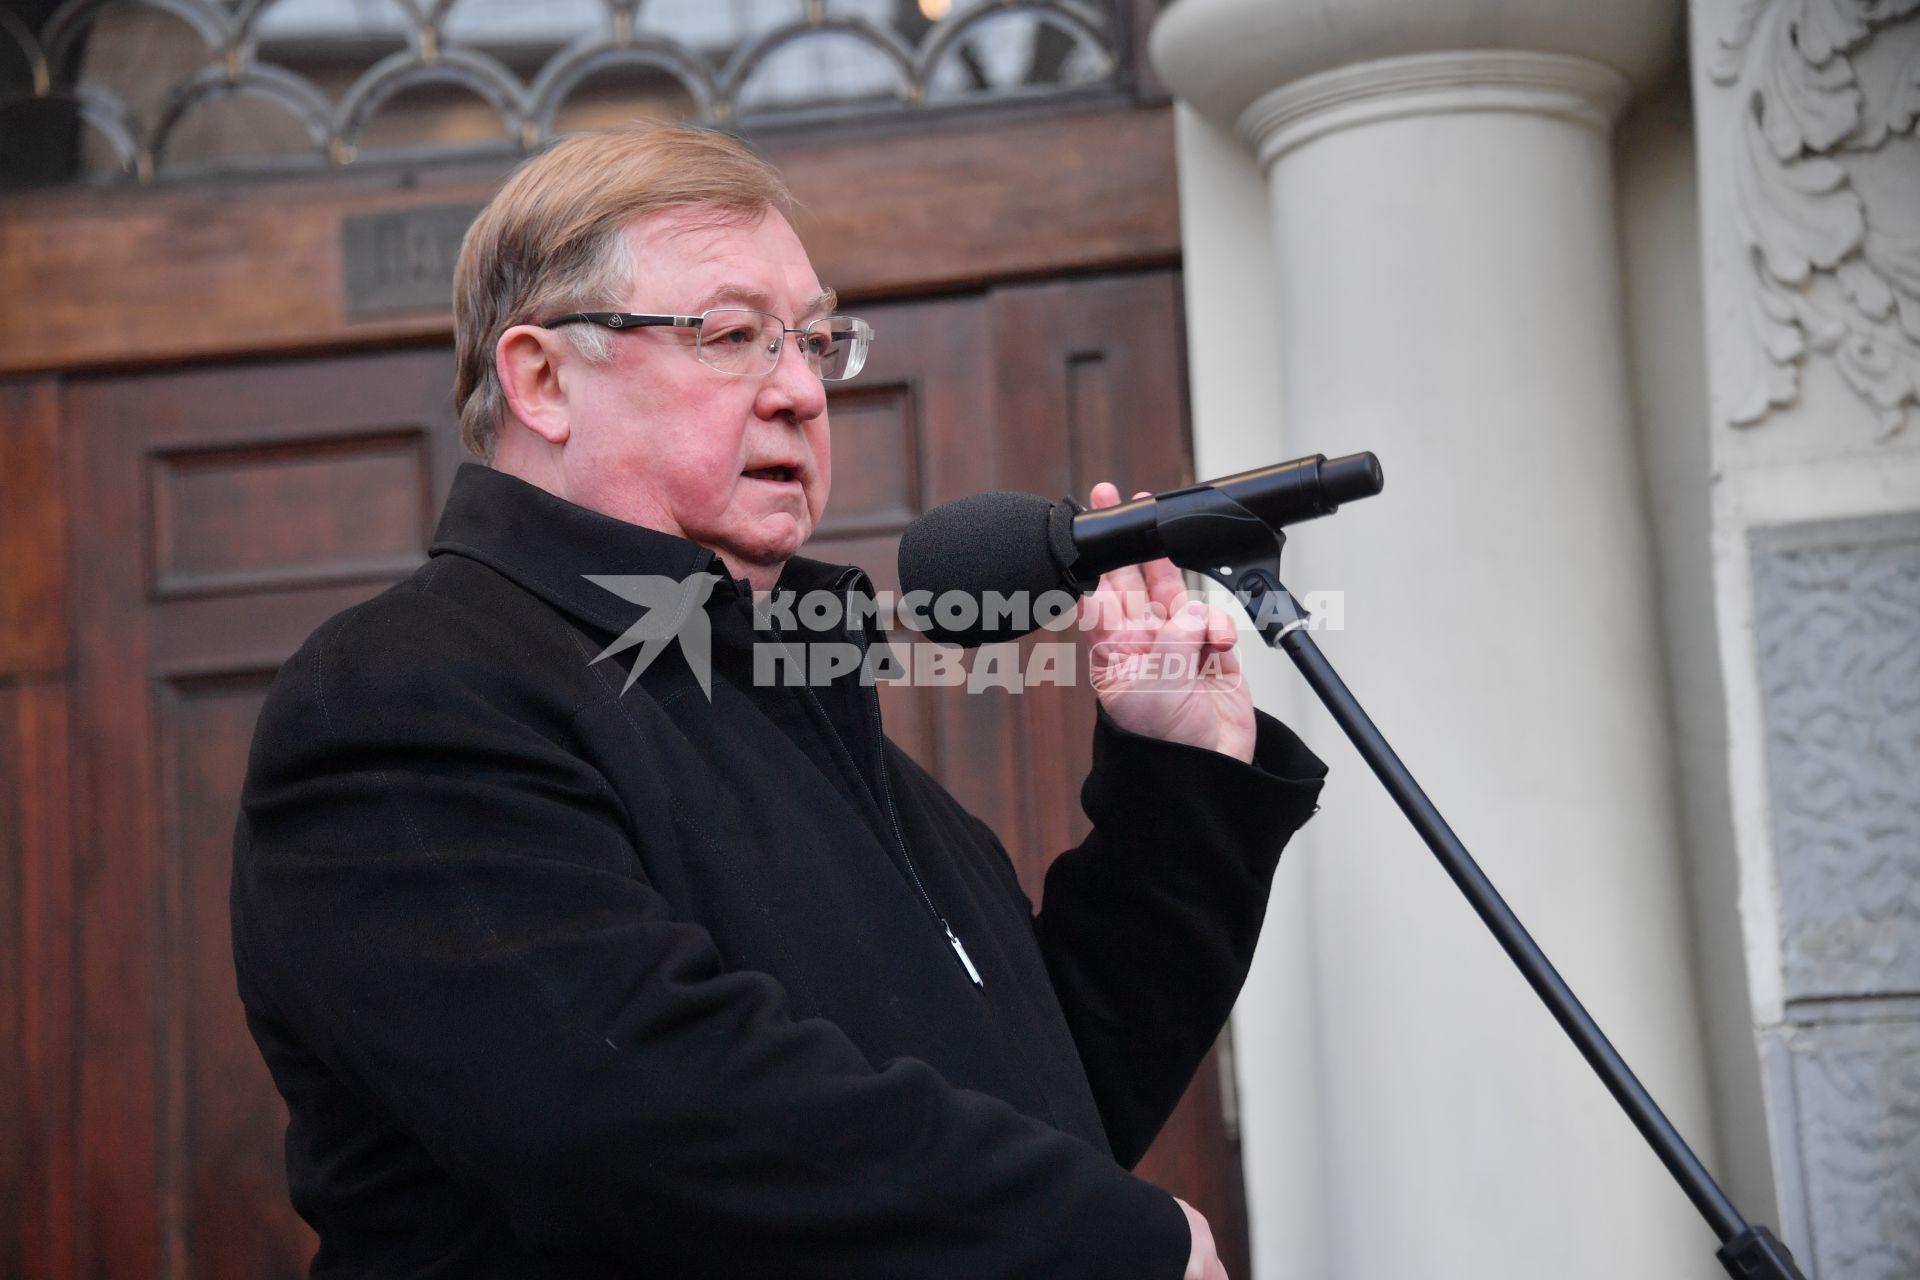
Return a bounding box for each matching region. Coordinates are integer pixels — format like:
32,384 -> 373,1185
1078,482 -> 1257,763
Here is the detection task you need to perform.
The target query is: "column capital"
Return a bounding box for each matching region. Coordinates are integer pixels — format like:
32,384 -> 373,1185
1150,0 -> 1679,144
1242,50 -> 1632,166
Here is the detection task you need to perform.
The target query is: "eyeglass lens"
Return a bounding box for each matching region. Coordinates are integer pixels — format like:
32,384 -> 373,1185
695,309 -> 869,381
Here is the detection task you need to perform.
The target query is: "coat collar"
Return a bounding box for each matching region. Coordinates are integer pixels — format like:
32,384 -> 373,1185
428,463 -> 868,636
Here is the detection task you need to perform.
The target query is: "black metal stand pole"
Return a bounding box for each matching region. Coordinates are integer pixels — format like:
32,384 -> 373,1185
1240,576 -> 1806,1280
1138,474 -> 1806,1278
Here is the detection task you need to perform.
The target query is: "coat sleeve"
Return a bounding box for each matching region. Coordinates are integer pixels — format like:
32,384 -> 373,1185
230,601 -> 1192,1280
1032,706 -> 1327,1167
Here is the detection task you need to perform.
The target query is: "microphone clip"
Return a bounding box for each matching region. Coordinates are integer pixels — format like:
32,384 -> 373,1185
1150,484 -> 1288,602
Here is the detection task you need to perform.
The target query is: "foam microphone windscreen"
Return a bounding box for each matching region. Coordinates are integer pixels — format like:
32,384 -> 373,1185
896,490 -> 1066,646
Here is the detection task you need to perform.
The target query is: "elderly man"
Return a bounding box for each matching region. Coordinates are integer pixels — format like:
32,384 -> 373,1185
232,122 -> 1325,1280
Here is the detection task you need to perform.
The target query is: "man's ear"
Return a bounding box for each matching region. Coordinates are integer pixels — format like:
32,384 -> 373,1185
496,325 -> 572,446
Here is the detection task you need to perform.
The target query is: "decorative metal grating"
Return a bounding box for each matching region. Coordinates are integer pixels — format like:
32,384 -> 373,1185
0,0 -> 1131,187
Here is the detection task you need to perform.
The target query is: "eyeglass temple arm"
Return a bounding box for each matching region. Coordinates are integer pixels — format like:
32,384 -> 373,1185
537,313 -> 699,330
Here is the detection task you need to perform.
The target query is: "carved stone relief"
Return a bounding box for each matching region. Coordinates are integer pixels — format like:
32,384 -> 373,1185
1750,513 -> 1920,1002
1751,511 -> 1920,1278
1709,2 -> 1920,437
1778,1019 -> 1920,1280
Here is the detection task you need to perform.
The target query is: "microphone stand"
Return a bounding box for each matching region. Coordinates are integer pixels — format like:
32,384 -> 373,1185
1149,485 -> 1806,1280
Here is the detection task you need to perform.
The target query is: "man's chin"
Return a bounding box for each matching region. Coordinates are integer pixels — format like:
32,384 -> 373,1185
717,518 -> 811,573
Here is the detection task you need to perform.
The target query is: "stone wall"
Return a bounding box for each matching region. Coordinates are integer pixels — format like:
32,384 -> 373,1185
1691,2 -> 1920,1274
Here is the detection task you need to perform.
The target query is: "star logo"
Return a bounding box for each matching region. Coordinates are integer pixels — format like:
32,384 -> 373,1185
583,572 -> 724,697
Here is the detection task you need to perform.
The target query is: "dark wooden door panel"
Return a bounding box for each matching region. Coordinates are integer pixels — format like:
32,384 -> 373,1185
160,673 -> 308,1280
986,271 -> 1195,892
813,291 -> 996,784
2,374 -> 81,1280
981,273 -> 1240,1277
811,274 -> 1196,893
1,675 -> 77,1280
65,348 -> 463,1280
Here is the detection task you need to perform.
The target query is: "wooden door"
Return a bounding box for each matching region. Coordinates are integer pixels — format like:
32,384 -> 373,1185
62,351 -> 466,1280
0,94 -> 1252,1278
35,268 -> 1241,1279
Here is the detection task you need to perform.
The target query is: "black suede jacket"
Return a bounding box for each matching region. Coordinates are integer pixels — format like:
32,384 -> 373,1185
230,463 -> 1326,1279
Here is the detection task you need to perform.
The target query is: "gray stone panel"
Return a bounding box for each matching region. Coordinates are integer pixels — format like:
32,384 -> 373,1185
1751,514 -> 1920,1002
1781,1018 -> 1920,1280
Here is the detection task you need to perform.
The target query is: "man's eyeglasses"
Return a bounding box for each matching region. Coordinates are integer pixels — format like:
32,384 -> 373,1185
538,309 -> 874,381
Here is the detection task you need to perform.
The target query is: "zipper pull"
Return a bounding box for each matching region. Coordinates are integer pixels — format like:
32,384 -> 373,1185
943,920 -> 984,988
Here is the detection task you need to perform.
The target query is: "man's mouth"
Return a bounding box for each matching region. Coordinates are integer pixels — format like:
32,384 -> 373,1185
744,466 -> 799,484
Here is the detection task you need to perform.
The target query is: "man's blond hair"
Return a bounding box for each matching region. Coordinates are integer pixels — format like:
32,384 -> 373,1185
452,122 -> 794,461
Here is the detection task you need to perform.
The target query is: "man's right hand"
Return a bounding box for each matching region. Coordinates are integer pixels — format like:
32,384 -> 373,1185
1176,1197 -> 1228,1280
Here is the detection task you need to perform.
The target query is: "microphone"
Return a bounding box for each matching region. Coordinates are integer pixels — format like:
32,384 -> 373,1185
896,452 -> 1382,646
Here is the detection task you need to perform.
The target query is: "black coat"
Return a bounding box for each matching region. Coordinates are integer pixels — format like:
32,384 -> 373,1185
231,463 -> 1326,1279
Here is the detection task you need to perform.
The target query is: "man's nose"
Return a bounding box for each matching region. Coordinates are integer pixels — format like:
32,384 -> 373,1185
759,331 -> 827,422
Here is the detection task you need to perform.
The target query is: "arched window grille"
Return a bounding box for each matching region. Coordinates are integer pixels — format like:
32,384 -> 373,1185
0,0 -> 1135,188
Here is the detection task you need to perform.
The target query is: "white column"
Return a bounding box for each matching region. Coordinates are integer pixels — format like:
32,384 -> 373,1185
1153,4 -> 1724,1278
1170,101 -> 1334,1280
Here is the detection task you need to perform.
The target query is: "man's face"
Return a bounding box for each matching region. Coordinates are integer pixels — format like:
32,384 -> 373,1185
558,207 -> 833,582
